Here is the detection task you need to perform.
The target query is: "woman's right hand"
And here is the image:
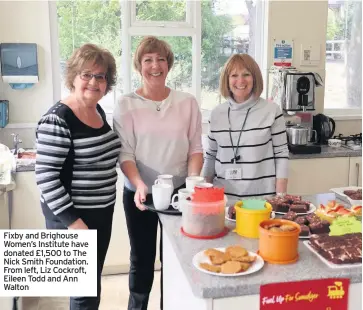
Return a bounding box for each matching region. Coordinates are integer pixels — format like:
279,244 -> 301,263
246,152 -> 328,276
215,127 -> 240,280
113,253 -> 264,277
68,218 -> 88,230
134,182 -> 148,211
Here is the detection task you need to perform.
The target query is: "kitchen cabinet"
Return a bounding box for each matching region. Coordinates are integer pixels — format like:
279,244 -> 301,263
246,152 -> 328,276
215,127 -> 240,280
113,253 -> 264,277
348,157 -> 362,187
288,157 -> 350,195
11,172 -> 44,229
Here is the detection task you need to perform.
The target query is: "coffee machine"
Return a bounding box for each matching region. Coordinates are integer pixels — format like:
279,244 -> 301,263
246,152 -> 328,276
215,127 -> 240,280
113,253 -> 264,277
270,68 -> 323,154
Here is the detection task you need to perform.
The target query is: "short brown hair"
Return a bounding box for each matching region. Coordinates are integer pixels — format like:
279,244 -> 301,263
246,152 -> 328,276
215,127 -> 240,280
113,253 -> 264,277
133,36 -> 174,73
219,54 -> 263,100
65,43 -> 116,94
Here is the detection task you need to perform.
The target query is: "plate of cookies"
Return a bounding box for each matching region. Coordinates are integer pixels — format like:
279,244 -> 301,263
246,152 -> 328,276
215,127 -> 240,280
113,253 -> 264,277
192,245 -> 264,277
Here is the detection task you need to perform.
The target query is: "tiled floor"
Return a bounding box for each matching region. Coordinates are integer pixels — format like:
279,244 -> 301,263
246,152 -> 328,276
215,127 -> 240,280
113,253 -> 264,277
22,272 -> 161,310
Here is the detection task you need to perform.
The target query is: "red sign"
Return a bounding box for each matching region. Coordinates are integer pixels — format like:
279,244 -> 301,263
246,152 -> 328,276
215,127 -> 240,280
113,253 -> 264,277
260,278 -> 350,310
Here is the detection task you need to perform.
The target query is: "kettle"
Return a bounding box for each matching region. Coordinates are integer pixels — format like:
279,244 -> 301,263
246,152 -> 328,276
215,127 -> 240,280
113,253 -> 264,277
286,125 -> 311,145
313,114 -> 336,144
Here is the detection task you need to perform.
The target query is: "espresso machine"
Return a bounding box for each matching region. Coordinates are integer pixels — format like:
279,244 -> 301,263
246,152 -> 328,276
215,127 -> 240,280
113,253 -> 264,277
271,68 -> 322,154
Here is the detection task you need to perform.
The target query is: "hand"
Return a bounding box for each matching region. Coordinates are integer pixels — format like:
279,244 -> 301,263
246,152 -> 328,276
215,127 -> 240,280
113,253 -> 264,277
68,218 -> 88,230
134,182 -> 148,211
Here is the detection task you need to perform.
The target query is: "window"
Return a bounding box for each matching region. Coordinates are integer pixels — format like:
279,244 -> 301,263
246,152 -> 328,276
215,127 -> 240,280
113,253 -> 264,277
324,0 -> 362,116
55,0 -> 266,120
56,0 -> 122,117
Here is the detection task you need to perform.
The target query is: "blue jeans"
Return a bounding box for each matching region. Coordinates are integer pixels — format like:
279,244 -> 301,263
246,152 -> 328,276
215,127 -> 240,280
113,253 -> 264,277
44,206 -> 114,310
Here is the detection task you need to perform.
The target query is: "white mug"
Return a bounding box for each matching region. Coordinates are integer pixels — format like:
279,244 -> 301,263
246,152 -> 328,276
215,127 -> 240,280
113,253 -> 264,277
155,174 -> 174,193
171,188 -> 194,211
185,176 -> 205,191
152,184 -> 172,211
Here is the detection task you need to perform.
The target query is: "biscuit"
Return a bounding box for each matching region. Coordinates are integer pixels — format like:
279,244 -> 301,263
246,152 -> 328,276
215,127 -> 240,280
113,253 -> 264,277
239,262 -> 251,272
269,227 -> 282,232
279,224 -> 296,232
231,255 -> 256,263
204,248 -> 224,257
199,263 -> 221,273
221,261 -> 242,274
225,245 -> 248,259
209,253 -> 230,265
265,223 -> 280,230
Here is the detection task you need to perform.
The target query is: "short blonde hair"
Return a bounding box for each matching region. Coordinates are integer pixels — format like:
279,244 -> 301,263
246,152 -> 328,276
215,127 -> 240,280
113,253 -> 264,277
219,54 -> 263,100
65,43 -> 116,94
133,36 -> 174,73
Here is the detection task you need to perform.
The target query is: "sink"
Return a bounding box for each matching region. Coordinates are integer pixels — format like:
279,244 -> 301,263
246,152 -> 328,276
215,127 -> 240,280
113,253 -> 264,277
14,149 -> 36,170
17,151 -> 36,159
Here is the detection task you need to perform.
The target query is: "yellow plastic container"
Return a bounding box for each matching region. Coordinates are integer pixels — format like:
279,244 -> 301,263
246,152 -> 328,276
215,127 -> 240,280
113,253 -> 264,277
235,200 -> 272,238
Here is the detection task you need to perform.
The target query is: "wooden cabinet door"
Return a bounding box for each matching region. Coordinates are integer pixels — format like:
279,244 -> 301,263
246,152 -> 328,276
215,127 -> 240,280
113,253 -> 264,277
348,157 -> 362,187
288,157 -> 350,195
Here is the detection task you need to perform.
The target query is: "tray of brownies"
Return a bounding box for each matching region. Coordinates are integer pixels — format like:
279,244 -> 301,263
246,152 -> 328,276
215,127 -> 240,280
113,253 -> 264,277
282,212 -> 330,239
303,233 -> 362,269
267,194 -> 316,215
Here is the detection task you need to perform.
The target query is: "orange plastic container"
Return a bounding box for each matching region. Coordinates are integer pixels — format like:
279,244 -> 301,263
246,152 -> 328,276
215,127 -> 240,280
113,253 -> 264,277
235,200 -> 272,238
258,219 -> 301,264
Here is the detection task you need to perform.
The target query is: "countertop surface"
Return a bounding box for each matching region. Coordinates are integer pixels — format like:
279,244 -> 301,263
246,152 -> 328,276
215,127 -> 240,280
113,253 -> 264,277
158,193 -> 362,299
289,145 -> 361,159
15,146 -> 360,172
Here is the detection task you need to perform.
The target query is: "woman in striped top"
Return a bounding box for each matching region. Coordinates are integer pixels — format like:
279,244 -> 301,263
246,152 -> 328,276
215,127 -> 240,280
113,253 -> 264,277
202,54 -> 289,205
35,44 -> 121,309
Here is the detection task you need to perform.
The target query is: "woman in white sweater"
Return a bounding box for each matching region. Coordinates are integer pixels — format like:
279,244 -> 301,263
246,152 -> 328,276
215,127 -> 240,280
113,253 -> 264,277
113,36 -> 203,310
202,54 -> 289,205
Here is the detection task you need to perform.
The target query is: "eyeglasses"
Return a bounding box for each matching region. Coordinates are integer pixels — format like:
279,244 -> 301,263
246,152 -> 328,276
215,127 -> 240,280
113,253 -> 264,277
79,72 -> 107,82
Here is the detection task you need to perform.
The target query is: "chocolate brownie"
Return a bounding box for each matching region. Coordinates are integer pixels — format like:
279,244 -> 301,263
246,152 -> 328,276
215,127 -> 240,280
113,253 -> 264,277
282,211 -> 297,221
295,216 -> 308,225
309,222 -> 330,234
306,213 -> 320,224
299,224 -> 310,236
309,233 -> 362,264
228,206 -> 236,220
290,204 -> 308,213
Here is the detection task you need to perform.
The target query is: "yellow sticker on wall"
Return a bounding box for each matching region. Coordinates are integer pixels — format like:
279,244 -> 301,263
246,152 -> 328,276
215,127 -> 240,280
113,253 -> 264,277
329,216 -> 362,236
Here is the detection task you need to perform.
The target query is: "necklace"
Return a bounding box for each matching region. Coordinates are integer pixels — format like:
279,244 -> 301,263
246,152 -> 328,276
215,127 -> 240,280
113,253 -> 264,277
153,100 -> 162,111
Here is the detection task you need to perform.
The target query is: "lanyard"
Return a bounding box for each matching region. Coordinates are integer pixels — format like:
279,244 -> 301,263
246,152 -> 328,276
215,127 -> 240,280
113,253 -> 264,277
227,106 -> 252,163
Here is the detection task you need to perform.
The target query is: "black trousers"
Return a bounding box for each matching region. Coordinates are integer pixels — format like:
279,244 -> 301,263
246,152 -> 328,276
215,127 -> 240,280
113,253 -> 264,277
123,187 -> 166,310
44,206 -> 114,310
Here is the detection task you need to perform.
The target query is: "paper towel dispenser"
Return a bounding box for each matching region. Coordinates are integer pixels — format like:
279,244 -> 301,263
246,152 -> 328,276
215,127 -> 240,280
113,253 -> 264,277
0,43 -> 39,84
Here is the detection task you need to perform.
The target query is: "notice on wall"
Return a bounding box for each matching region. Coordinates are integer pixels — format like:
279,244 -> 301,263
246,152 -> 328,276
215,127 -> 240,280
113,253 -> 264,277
0,230 -> 97,297
260,278 -> 349,310
273,39 -> 293,67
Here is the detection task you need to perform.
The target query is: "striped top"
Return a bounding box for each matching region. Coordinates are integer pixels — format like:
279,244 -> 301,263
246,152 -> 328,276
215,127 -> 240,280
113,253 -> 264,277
202,96 -> 289,204
35,102 -> 121,226
113,89 -> 203,191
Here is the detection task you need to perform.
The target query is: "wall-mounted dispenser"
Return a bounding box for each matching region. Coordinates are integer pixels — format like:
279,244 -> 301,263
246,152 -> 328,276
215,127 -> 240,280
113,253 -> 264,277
0,43 -> 39,89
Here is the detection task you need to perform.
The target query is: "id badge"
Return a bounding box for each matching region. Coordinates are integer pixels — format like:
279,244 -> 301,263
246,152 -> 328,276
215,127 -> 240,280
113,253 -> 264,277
225,168 -> 242,180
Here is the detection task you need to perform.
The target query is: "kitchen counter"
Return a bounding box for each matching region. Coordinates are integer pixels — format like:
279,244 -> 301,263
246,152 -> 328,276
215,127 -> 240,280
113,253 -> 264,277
159,193 -> 362,307
289,145 -> 361,159
15,146 -> 361,173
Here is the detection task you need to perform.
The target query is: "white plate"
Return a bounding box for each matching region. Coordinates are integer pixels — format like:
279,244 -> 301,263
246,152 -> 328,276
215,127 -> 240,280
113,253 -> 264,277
224,207 -> 275,222
303,241 -> 362,269
274,203 -> 317,215
330,186 -> 362,206
192,248 -> 264,277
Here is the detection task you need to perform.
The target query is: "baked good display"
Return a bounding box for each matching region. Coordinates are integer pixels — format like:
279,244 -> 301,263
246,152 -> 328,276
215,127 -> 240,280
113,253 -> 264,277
343,189 -> 362,200
199,245 -> 256,274
267,195 -> 311,214
280,212 -> 330,237
309,233 -> 362,264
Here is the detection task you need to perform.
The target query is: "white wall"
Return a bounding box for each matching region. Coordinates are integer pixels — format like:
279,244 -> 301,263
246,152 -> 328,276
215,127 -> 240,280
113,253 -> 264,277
0,0 -> 361,146
0,1 -> 54,123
